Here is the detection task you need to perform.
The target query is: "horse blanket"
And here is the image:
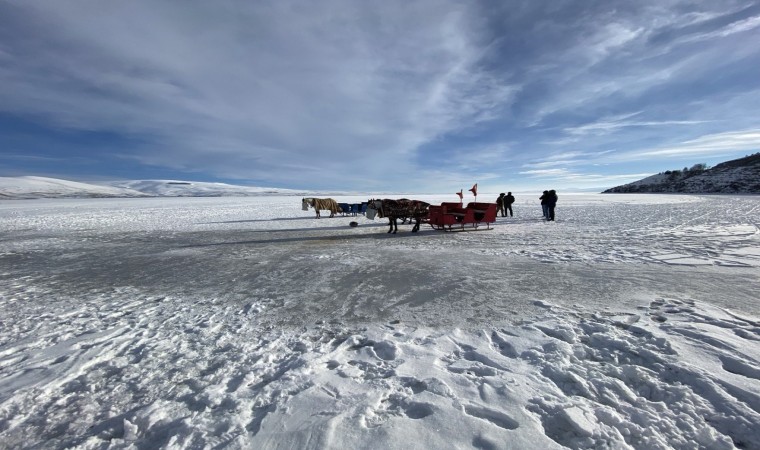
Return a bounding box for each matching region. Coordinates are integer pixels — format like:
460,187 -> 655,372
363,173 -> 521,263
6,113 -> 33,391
374,198 -> 429,220
303,197 -> 341,218
368,198 -> 430,233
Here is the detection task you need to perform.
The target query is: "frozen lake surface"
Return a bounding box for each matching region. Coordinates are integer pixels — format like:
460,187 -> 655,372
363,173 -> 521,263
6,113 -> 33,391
1,194 -> 759,449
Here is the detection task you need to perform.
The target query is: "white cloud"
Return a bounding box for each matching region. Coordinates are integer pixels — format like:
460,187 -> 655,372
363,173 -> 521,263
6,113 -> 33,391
521,160 -> 584,169
2,1 -> 759,192
628,129 -> 760,159
519,168 -> 570,177
0,0 -> 518,188
566,118 -> 712,136
517,168 -> 657,192
680,14 -> 760,43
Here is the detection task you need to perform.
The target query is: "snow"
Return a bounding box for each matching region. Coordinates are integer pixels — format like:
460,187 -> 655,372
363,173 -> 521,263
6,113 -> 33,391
0,177 -> 307,199
0,176 -> 146,199
1,193 -> 759,449
107,180 -> 304,197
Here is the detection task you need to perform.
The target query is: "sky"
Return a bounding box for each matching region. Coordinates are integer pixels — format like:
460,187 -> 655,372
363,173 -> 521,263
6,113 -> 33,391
1,0 -> 759,193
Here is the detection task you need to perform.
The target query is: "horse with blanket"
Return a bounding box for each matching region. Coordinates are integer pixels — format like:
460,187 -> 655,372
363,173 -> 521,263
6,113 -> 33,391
367,198 -> 430,233
302,197 -> 341,218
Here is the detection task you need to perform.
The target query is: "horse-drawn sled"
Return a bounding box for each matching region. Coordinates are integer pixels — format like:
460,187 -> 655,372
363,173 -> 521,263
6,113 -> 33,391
366,199 -> 498,233
303,197 -> 497,232
427,202 -> 497,231
302,198 -> 368,218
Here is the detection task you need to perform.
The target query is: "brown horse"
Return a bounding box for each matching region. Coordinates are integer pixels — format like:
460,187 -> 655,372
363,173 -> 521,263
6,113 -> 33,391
367,199 -> 430,233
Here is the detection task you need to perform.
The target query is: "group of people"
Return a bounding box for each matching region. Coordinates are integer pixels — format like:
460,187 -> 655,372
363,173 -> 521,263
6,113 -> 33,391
539,190 -> 558,221
495,190 -> 559,221
496,192 -> 515,217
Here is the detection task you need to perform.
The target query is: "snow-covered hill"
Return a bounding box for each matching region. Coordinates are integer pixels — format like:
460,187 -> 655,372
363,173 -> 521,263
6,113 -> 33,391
108,180 -> 302,197
0,177 -> 304,199
0,176 -> 148,199
603,153 -> 760,194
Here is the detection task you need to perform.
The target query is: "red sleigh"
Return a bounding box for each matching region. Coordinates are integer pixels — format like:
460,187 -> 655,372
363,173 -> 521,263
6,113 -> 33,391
427,202 -> 497,231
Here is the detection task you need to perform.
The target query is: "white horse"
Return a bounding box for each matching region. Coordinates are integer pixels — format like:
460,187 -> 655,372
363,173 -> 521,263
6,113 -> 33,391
302,197 -> 341,218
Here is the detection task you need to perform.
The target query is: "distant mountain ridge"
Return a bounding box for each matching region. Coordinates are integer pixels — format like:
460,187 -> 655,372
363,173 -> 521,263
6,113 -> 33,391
603,153 -> 760,194
0,177 -> 305,199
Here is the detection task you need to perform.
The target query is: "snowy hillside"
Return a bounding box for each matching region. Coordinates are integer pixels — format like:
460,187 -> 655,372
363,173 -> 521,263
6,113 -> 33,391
108,180 -> 303,197
603,153 -> 760,194
0,176 -> 147,199
0,177 -> 304,199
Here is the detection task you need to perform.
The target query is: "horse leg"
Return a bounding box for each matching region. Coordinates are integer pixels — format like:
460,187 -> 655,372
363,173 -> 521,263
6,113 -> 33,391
387,218 -> 393,233
412,218 -> 420,232
392,217 -> 398,234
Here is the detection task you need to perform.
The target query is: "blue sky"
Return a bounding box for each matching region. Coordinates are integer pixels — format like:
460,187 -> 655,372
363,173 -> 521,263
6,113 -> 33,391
1,1 -> 759,193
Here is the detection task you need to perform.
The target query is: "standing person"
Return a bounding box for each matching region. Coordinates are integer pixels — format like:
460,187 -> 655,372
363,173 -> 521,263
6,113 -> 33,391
539,190 -> 549,219
496,193 -> 505,217
504,192 -> 515,217
547,189 -> 558,221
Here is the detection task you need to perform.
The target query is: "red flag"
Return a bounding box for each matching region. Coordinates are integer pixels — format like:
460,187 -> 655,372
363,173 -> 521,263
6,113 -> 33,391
469,183 -> 478,196
456,190 -> 463,200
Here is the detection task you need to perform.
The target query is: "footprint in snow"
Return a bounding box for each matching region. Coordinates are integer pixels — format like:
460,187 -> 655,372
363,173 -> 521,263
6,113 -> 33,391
463,404 -> 519,430
363,394 -> 435,428
720,355 -> 760,380
490,331 -> 519,359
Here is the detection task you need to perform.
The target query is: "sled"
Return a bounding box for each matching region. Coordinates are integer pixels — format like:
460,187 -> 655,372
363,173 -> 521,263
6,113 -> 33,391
427,202 -> 497,231
337,203 -> 368,217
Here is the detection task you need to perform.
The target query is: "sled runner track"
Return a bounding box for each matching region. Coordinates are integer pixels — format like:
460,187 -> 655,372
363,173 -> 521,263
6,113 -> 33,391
617,197 -> 747,235
745,203 -> 760,236
669,208 -> 722,230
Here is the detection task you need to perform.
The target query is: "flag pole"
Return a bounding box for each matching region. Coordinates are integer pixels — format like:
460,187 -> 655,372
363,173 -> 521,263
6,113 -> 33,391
468,183 -> 478,202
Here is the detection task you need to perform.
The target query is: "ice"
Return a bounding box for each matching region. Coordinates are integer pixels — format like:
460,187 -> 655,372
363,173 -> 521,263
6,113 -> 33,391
1,193 -> 759,449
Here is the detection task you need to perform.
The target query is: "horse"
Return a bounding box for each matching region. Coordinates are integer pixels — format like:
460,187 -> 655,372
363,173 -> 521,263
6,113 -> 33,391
302,197 -> 341,218
367,198 -> 430,233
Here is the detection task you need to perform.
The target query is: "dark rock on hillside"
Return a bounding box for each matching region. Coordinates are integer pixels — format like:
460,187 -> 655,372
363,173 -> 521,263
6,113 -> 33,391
603,153 -> 760,194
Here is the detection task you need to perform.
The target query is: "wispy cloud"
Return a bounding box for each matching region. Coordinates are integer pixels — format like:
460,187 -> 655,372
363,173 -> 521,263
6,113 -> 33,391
566,117 -> 713,136
521,150 -> 615,170
0,1 -> 518,188
0,154 -> 66,162
637,129 -> 760,157
676,13 -> 760,44
519,168 -> 570,177
1,1 -> 758,191
519,168 -> 656,188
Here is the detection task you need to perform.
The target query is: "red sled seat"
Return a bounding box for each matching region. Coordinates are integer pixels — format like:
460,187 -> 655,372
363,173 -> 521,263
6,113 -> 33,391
428,202 -> 497,231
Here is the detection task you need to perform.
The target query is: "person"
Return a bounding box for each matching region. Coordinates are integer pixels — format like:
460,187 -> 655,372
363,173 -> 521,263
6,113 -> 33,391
504,192 -> 515,217
496,193 -> 505,217
539,190 -> 549,219
547,189 -> 558,221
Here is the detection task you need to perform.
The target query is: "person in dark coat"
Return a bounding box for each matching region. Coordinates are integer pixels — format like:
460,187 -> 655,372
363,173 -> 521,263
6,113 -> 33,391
496,193 -> 505,217
504,192 -> 515,217
539,190 -> 549,219
547,189 -> 558,221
